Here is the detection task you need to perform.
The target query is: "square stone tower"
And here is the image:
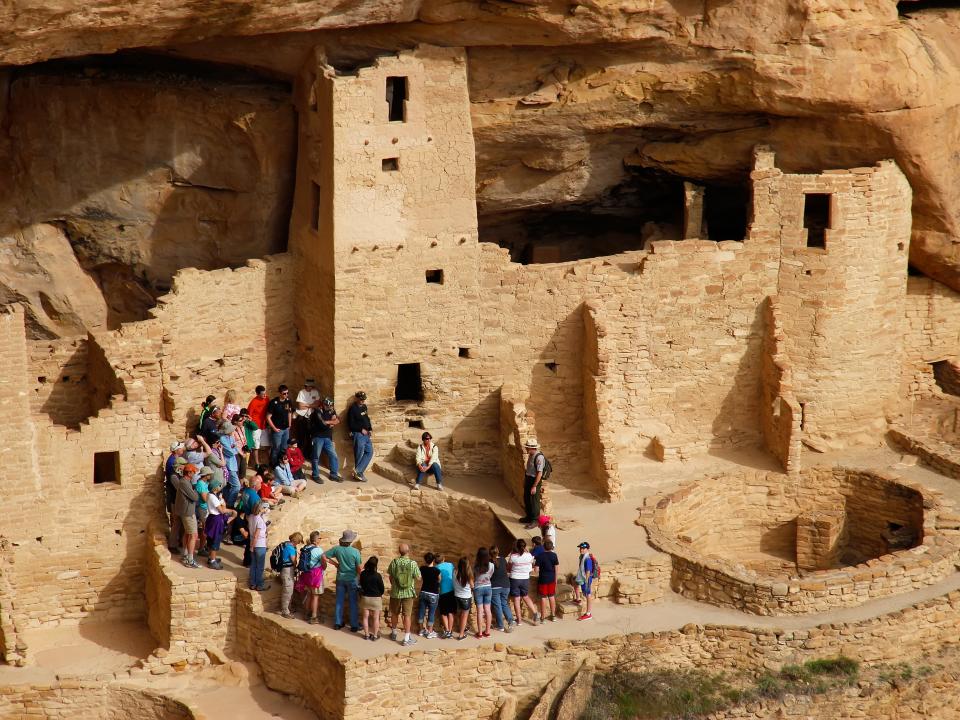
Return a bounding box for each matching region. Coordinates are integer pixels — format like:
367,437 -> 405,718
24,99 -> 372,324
289,45 -> 484,450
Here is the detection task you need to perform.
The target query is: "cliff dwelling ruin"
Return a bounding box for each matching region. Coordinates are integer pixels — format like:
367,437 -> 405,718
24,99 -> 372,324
2,2 -> 960,719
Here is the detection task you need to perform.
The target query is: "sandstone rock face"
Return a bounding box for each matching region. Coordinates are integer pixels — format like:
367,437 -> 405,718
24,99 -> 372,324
0,0 -> 958,338
1,59 -> 295,334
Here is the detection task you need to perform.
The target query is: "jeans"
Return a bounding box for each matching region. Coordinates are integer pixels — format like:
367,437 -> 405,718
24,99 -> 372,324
473,585 -> 492,606
224,471 -> 240,508
280,567 -> 294,614
311,436 -> 340,478
416,463 -> 443,487
352,433 -> 374,477
335,579 -> 360,629
523,475 -> 542,522
270,427 -> 290,467
491,586 -> 514,628
418,591 -> 439,627
250,546 -> 267,589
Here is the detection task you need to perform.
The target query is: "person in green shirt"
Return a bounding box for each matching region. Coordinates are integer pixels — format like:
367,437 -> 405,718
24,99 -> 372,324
388,543 -> 421,646
325,529 -> 362,632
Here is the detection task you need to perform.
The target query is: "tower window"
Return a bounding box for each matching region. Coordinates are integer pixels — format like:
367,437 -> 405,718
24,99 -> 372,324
93,451 -> 120,485
386,77 -> 408,123
803,193 -> 831,249
382,157 -> 399,172
425,269 -> 444,284
395,363 -> 423,402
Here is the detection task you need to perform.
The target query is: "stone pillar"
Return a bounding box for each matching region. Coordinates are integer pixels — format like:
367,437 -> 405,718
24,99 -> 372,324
682,181 -> 705,239
796,509 -> 846,571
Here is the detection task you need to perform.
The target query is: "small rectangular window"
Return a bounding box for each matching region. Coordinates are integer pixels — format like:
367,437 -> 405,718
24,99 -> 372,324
310,181 -> 321,232
396,363 -> 423,402
94,451 -> 120,485
425,269 -> 444,284
407,419 -> 424,429
458,347 -> 472,358
386,76 -> 408,122
382,157 -> 399,172
803,193 -> 831,249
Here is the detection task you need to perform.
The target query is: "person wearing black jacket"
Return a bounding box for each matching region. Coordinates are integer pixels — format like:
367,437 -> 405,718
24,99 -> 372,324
359,556 -> 385,640
347,390 -> 373,482
309,397 -> 342,483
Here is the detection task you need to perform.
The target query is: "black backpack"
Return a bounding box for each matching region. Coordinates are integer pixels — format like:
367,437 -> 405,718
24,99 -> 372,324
270,542 -> 293,572
536,452 -> 553,481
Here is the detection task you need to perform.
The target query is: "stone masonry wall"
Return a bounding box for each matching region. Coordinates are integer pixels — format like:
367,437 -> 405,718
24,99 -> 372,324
0,683 -> 196,719
902,276 -> 960,399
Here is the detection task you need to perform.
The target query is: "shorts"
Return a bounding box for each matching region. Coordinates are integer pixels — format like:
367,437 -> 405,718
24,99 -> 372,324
258,429 -> 271,448
509,578 -> 530,598
538,582 -> 557,597
361,596 -> 383,612
455,596 -> 472,612
580,580 -> 593,597
196,507 -> 208,526
389,596 -> 415,618
438,592 -> 456,615
180,513 -> 198,535
473,585 -> 492,605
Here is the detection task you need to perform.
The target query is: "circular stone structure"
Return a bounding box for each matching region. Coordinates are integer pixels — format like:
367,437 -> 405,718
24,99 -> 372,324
640,467 -> 960,615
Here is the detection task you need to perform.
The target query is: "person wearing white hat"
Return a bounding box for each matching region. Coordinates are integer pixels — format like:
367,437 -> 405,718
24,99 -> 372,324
520,439 -> 546,528
295,378 -> 321,448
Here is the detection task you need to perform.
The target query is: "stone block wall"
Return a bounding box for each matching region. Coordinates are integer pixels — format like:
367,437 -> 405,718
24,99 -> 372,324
598,555 -> 671,605
760,297 -> 802,471
0,683 -> 196,719
151,255 -> 296,436
902,277 -> 960,398
796,510 -> 846,572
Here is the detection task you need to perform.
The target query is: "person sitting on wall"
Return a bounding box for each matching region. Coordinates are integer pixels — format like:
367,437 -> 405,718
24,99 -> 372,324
347,390 -> 373,483
309,397 -> 342,484
295,378 -> 321,448
286,439 -> 307,480
266,385 -> 293,468
413,431 -> 443,491
246,385 -> 270,466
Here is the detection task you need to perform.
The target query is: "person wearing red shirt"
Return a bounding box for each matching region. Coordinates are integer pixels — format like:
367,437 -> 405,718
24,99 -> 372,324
286,440 -> 307,479
246,385 -> 269,466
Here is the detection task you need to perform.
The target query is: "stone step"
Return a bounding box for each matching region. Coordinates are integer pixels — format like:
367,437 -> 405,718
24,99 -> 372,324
372,457 -> 411,486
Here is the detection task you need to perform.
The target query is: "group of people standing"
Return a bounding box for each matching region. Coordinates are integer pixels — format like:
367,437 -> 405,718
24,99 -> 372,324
269,521 -> 599,646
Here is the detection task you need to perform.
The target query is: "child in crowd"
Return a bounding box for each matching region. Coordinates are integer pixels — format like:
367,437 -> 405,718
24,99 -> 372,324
417,553 -> 441,638
238,408 -> 260,473
530,536 -> 544,559
473,547 -> 494,638
274,454 -> 307,496
279,532 -> 303,618
436,553 -> 456,639
222,389 -> 241,422
247,502 -> 270,591
535,540 -> 560,623
255,471 -> 281,507
286,440 -> 307,480
539,515 -> 557,548
295,531 -> 327,624
489,546 -> 514,633
575,541 -> 595,621
508,539 -> 540,625
452,557 -> 474,641
359,556 -> 385,641
203,479 -> 235,570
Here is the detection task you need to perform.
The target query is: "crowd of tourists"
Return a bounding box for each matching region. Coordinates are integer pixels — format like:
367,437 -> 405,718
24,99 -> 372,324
163,382 -> 599,641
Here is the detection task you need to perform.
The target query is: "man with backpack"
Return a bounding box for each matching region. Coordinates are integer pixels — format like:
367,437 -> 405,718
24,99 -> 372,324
270,532 -> 303,618
520,439 -> 551,529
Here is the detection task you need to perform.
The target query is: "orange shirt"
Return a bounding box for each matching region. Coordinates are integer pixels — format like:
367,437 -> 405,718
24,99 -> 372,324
247,396 -> 269,429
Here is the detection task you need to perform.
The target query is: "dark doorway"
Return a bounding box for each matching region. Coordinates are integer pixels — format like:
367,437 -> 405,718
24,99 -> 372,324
386,76 -> 407,122
395,363 -> 423,402
93,451 -> 120,484
704,183 -> 750,241
803,193 -> 831,249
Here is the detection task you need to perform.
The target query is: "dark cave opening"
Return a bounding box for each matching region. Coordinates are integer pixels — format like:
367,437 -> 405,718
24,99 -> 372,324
898,0 -> 960,15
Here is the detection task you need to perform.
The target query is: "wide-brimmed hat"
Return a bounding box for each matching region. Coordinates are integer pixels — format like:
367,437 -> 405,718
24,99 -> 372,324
174,457 -> 188,467
198,466 -> 214,477
340,529 -> 358,544
524,438 -> 539,449
304,377 -> 316,386
169,441 -> 185,452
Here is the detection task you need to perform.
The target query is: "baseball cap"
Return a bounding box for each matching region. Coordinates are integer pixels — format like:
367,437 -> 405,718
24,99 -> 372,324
577,541 -> 590,549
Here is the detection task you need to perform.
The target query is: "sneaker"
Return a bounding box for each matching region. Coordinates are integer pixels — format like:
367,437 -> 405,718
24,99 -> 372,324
369,634 -> 378,642
196,548 -> 210,557
351,471 -> 360,481
330,474 -> 343,482
334,624 -> 344,630
206,559 -> 223,570
311,476 -> 324,484
280,611 -> 292,619
503,624 -> 513,633
436,483 -> 444,491
550,616 -> 558,623
402,637 -> 417,647
578,613 -> 593,621
412,484 -> 421,492
442,630 -> 453,639
533,613 -> 542,624
308,616 -> 320,625
350,627 -> 360,633
358,474 -> 368,483
389,630 -> 398,641
182,557 -> 200,569
255,585 -> 272,591
426,631 -> 438,639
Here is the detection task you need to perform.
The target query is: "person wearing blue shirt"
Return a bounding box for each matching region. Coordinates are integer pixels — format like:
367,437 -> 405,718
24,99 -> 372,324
436,555 -> 456,639
279,532 -> 303,618
219,424 -> 241,504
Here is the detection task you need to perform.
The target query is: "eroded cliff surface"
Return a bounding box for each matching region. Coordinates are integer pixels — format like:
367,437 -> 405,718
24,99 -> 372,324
1,0 -> 958,335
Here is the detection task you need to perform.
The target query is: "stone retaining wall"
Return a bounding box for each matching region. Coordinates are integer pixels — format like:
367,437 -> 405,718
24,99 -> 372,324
890,426 -> 960,480
0,682 -> 196,719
